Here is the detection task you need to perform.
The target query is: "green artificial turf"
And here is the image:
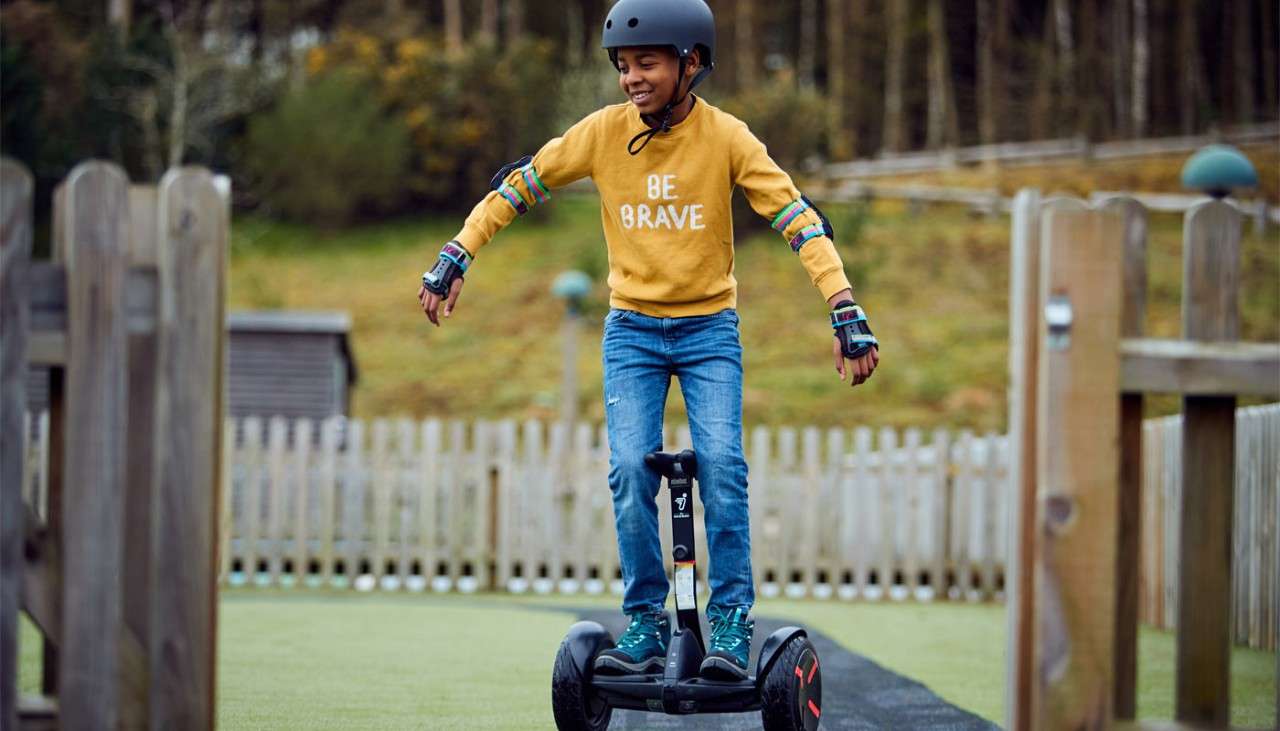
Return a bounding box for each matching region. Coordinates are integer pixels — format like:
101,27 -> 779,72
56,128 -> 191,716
16,592 -> 1277,728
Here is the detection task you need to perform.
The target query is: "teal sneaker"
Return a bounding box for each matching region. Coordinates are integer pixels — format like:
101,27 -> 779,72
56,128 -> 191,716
593,610 -> 670,675
699,605 -> 753,680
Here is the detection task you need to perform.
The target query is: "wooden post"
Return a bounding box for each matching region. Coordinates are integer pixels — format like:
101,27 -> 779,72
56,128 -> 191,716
1032,200 -> 1123,728
61,161 -> 132,730
1105,196 -> 1148,720
1175,199 -> 1240,725
150,167 -> 226,729
1004,187 -> 1042,731
1,158 -> 34,730
121,184 -> 159,729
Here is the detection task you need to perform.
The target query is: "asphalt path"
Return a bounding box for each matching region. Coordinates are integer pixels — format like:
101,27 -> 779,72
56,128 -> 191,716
571,608 -> 1001,731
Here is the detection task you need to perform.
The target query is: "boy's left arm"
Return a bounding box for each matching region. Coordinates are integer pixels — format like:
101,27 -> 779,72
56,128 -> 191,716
730,124 -> 879,387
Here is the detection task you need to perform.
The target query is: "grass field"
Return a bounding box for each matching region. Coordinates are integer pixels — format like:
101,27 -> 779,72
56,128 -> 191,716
228,172 -> 1279,432
17,592 -> 1277,729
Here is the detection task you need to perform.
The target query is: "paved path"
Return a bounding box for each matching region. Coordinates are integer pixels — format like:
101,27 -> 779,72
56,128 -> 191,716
573,609 -> 1001,731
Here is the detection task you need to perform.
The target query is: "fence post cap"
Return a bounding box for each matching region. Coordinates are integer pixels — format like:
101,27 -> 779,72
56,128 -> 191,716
1181,144 -> 1258,199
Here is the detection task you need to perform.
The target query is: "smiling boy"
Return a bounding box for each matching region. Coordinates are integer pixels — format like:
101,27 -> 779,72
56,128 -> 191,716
417,0 -> 879,680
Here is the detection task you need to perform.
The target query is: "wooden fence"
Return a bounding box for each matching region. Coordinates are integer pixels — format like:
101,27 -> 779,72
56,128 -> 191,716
3,159 -> 226,730
17,405 -> 1278,651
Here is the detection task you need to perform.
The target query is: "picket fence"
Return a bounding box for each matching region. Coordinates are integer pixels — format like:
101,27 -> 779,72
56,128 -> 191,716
18,405 -> 1278,648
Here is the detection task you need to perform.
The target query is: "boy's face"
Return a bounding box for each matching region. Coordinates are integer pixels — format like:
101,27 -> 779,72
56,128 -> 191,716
615,46 -> 697,115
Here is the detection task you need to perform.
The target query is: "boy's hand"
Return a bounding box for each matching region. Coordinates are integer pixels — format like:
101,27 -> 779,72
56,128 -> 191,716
417,277 -> 464,327
834,339 -> 879,387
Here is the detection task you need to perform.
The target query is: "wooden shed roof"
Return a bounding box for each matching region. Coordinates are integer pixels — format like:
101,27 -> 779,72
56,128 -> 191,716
227,310 -> 358,384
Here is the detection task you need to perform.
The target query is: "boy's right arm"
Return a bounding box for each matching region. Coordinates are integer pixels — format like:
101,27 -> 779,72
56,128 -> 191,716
418,111 -> 603,325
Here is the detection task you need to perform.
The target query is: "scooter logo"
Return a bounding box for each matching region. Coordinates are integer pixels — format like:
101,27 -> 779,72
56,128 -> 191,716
675,495 -> 687,512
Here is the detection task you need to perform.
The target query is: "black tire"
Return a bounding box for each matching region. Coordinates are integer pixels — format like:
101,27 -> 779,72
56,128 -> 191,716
760,637 -> 822,731
552,638 -> 612,731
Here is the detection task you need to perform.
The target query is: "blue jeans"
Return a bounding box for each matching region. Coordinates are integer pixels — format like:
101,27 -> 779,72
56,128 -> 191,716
602,307 -> 754,617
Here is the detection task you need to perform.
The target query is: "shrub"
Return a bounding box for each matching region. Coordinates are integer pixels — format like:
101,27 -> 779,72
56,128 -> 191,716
244,70 -> 410,225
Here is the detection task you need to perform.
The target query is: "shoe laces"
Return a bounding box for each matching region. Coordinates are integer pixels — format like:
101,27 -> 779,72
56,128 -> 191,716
709,607 -> 752,651
617,612 -> 664,649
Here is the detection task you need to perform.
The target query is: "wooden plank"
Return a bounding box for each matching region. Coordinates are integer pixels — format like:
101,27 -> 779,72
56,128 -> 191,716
1104,195 -> 1146,720
396,419 -> 416,590
823,427 -> 845,597
442,420 -> 466,589
595,422 -> 617,594
979,432 -> 1000,601
1175,199 -> 1241,726
1120,338 -> 1280,396
342,419 -> 367,587
59,161 -> 131,730
1163,418 -> 1181,630
952,430 -> 974,600
877,428 -> 897,600
241,417 -> 264,582
220,418 -> 234,585
418,419 -> 442,590
265,417 -> 288,585
1032,200 -> 1123,728
800,426 -> 822,594
150,167 -> 226,729
851,427 -> 873,598
929,429 -> 950,601
777,427 -> 799,594
901,428 -> 922,598
1004,187 -> 1044,731
470,421 -> 494,591
749,426 -> 773,594
317,417 -> 340,586
1,157 -> 34,731
518,420 -> 543,592
292,419 -> 315,586
370,419 -> 392,585
493,420 -> 517,590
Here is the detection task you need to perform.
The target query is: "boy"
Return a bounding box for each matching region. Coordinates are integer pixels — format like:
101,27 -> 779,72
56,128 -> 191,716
417,0 -> 879,680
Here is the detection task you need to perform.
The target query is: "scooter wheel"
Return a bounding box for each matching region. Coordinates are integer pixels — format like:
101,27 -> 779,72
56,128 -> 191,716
552,638 -> 612,731
760,636 -> 822,731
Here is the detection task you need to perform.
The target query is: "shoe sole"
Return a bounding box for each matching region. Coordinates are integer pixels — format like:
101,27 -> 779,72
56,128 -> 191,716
699,656 -> 749,680
593,654 -> 666,675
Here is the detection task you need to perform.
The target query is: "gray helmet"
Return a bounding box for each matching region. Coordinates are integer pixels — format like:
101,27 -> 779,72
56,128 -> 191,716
601,0 -> 716,81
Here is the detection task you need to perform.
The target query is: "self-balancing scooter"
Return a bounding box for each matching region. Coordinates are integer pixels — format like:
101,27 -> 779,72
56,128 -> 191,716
551,449 -> 822,730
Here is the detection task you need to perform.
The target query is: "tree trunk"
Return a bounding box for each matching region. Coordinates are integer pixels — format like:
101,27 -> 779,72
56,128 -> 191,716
566,1 -> 584,66
1131,0 -> 1149,136
1053,0 -> 1076,129
976,0 -> 1002,145
505,0 -> 525,47
1031,4 -> 1057,139
798,0 -> 817,86
1262,0 -> 1278,118
1231,0 -> 1254,124
735,0 -> 757,89
926,0 -> 958,149
479,0 -> 499,44
1111,0 -> 1131,138
1078,0 -> 1102,139
882,0 -> 907,153
108,0 -> 132,37
444,0 -> 463,55
825,0 -> 852,158
1178,0 -> 1204,134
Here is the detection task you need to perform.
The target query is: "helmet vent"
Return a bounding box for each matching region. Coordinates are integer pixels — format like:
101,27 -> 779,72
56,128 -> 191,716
606,19 -> 612,28
627,17 -> 639,27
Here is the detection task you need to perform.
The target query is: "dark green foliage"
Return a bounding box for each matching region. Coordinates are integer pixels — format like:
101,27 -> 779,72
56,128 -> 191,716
244,71 -> 410,226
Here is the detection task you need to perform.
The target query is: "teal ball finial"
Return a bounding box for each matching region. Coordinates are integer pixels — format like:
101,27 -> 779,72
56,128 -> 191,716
1181,144 -> 1258,199
551,270 -> 593,301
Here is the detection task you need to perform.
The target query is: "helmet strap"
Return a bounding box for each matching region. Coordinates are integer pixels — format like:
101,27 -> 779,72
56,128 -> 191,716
628,56 -> 695,156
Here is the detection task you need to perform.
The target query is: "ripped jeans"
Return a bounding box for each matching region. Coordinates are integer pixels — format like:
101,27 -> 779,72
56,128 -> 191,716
601,307 -> 754,617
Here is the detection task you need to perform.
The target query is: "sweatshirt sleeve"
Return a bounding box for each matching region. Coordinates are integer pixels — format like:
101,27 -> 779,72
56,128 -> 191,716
451,110 -> 602,256
729,123 -> 853,303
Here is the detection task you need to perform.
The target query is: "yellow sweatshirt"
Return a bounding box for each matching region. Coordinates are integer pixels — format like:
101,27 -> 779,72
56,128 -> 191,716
452,96 -> 852,318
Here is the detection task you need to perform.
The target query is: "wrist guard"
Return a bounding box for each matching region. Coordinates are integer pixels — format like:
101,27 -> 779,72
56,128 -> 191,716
830,300 -> 879,359
422,241 -> 472,297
